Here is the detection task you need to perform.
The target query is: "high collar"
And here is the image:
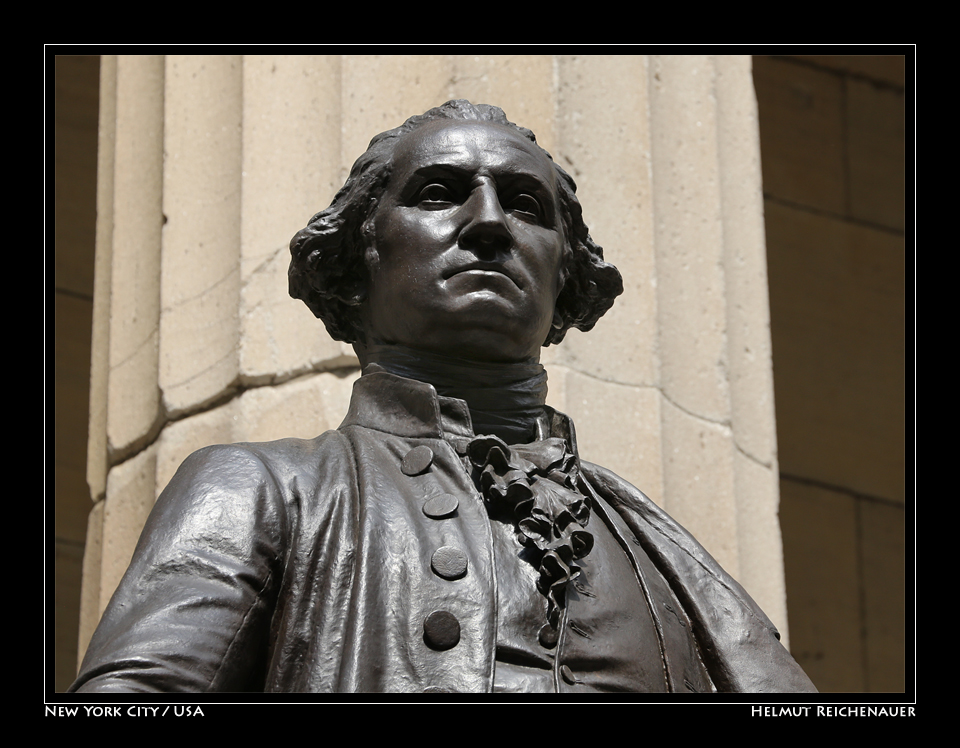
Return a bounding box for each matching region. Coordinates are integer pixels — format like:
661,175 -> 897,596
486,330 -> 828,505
339,370 -> 579,453
358,345 -> 548,445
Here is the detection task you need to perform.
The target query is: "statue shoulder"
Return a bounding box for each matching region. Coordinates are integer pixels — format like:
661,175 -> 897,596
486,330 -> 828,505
155,431 -> 358,534
173,430 -> 354,492
71,431 -> 361,694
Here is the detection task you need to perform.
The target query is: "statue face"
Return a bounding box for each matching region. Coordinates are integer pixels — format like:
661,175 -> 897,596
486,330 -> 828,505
360,120 -> 565,363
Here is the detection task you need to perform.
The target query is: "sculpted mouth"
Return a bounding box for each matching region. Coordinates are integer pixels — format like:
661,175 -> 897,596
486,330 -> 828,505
445,262 -> 521,287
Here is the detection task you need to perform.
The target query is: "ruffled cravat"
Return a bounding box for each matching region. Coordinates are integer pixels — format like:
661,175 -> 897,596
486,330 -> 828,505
467,434 -> 594,638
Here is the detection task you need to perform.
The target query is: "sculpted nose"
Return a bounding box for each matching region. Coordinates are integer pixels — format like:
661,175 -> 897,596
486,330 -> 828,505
459,181 -> 511,255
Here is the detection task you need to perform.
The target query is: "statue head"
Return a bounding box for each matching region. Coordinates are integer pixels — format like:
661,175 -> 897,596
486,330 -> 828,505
289,100 -> 623,362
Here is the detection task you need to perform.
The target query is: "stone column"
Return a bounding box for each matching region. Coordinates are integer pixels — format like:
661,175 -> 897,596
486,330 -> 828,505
80,53 -> 788,663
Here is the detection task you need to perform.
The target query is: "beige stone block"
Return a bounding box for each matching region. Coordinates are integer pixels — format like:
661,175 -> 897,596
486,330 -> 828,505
340,56 -> 556,171
861,500 -> 906,691
547,364 -> 663,504
549,55 -> 657,387
88,56 -> 117,504
156,370 -> 359,495
105,55 -> 165,454
232,369 -> 360,444
792,55 -> 906,88
848,78 -> 905,231
753,56 -> 845,214
340,55 -> 454,167
714,55 -> 779,468
106,347 -> 161,460
240,241 -> 357,384
448,55 -> 557,154
733,450 -> 788,643
77,500 -> 104,666
239,55 -> 356,382
649,55 -> 731,422
100,444 -> 160,615
55,540 -> 84,691
240,55 -> 342,263
660,395 -> 739,577
543,361 -> 566,409
160,55 -> 243,417
765,202 -> 905,502
780,479 -> 863,692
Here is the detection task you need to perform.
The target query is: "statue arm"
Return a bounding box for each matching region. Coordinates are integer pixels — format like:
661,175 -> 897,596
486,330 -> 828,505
69,445 -> 288,693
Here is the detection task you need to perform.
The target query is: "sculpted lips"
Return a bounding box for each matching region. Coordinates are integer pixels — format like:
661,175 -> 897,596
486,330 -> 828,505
444,261 -> 522,288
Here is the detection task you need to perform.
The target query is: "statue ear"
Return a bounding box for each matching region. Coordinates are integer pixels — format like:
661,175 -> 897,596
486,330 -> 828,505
552,308 -> 564,330
362,239 -> 380,281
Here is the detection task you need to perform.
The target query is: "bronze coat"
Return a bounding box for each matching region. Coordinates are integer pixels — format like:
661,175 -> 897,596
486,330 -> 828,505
71,373 -> 816,693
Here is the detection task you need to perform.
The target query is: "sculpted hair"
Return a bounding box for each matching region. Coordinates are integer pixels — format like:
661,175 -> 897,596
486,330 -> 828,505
289,100 -> 623,346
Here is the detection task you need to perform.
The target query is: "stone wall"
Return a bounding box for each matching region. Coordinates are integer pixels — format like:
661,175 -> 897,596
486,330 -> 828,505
754,55 -> 906,692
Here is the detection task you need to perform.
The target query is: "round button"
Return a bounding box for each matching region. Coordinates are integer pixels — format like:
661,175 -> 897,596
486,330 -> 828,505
423,493 -> 459,519
560,664 -> 579,685
431,546 -> 468,579
402,446 -> 434,476
423,611 -> 460,650
538,623 -> 559,649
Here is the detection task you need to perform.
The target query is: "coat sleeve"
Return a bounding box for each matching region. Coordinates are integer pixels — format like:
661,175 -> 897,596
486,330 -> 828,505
69,445 -> 288,693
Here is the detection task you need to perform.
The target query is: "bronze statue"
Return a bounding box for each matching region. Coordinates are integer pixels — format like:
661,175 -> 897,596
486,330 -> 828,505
71,101 -> 816,693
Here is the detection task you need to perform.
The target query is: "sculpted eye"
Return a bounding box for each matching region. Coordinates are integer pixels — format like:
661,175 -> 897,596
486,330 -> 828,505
418,183 -> 456,206
508,193 -> 542,222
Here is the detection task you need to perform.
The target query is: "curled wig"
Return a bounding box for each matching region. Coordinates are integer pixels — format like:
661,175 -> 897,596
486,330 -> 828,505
289,100 -> 623,346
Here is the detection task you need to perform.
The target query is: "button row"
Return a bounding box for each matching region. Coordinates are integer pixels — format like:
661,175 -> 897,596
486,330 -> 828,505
403,447 -> 467,653
403,447 -> 587,687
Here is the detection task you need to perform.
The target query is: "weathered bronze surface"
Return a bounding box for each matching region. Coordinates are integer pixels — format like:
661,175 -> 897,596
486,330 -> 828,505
71,101 -> 816,694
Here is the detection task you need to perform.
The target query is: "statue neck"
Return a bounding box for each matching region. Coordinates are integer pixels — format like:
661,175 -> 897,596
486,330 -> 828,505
358,344 -> 548,444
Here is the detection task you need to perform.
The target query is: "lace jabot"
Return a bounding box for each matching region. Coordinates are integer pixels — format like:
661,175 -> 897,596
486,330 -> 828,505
467,434 -> 593,636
